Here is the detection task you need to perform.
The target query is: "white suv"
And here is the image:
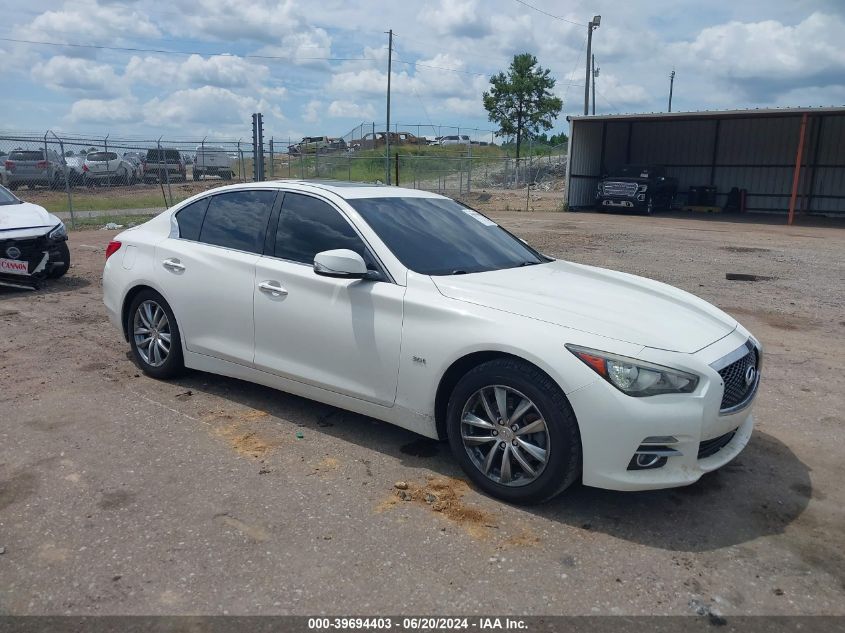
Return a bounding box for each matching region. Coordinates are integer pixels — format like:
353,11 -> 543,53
103,181 -> 760,504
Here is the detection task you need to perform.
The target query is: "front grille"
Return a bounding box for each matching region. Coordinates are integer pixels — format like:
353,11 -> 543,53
1,236 -> 49,274
698,430 -> 736,459
602,181 -> 638,197
718,346 -> 759,411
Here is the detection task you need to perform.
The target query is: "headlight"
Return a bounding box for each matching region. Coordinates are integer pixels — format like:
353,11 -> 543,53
637,184 -> 648,192
48,222 -> 67,240
566,344 -> 698,397
596,183 -> 604,195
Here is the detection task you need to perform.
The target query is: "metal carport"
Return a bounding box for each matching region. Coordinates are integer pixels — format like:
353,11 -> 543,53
565,106 -> 845,223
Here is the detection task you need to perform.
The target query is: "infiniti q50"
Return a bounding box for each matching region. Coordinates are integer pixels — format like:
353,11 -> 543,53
103,181 -> 761,504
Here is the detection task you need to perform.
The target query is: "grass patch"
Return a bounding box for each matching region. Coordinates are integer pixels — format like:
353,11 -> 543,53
69,213 -> 160,231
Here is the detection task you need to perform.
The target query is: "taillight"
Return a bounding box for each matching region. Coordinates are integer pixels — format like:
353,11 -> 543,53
36,160 -> 48,169
105,241 -> 122,260
83,164 -> 89,172
4,160 -> 14,171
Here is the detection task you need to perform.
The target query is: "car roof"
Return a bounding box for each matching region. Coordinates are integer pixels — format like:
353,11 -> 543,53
197,180 -> 447,200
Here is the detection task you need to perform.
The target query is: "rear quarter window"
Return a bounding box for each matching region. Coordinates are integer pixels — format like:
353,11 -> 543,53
175,198 -> 210,241
198,190 -> 277,253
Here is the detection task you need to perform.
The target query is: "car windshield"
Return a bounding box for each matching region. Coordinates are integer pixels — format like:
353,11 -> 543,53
610,165 -> 650,177
348,197 -> 548,275
0,186 -> 22,205
9,151 -> 44,161
88,152 -> 117,161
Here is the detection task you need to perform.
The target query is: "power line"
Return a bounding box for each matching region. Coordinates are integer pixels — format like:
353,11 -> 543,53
0,36 -> 375,63
512,0 -> 586,25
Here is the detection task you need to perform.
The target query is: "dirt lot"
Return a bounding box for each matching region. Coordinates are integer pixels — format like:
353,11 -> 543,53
1,195 -> 843,616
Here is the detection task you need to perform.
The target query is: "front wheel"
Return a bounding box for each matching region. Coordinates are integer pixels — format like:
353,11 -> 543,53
446,358 -> 581,504
47,242 -> 70,278
128,290 -> 185,379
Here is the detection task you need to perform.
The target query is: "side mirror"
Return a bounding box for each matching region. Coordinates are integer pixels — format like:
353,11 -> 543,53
313,249 -> 368,279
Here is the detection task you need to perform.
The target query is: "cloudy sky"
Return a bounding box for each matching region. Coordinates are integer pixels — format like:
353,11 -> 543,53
3,0 -> 844,142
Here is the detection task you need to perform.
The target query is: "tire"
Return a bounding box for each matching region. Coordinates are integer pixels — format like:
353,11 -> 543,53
47,241 -> 70,279
127,290 -> 185,379
643,196 -> 655,215
222,171 -> 232,181
8,182 -> 18,191
446,358 -> 581,504
193,170 -> 200,181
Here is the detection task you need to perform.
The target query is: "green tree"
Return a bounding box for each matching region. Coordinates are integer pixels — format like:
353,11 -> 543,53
483,53 -> 563,158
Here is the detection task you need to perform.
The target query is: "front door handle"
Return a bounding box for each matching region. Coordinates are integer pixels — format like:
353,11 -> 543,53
258,280 -> 288,297
162,258 -> 185,272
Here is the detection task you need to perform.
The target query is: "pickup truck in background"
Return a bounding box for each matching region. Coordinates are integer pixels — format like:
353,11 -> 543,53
143,148 -> 186,183
596,164 -> 678,215
193,146 -> 234,181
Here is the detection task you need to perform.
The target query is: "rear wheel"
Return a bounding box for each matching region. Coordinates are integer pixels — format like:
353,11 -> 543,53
127,290 -> 185,379
446,358 -> 581,504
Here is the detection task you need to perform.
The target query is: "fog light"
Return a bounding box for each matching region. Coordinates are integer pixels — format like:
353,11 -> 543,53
628,453 -> 667,470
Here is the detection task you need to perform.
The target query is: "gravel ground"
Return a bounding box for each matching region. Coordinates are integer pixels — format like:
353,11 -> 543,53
1,198 -> 843,617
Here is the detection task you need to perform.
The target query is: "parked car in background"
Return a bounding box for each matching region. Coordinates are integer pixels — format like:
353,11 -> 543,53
596,164 -> 678,215
143,148 -> 186,183
83,152 -> 136,186
122,152 -> 145,183
0,163 -> 7,187
102,181 -> 760,504
439,135 -> 471,146
64,155 -> 86,186
4,149 -> 66,190
290,136 -> 331,155
0,184 -> 69,289
193,146 -> 234,181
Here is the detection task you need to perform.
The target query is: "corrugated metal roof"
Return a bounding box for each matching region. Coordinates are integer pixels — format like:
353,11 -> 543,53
567,106 -> 845,123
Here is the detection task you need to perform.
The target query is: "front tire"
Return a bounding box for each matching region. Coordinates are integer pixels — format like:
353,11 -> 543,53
47,242 -> 70,278
127,290 -> 184,379
446,358 -> 581,504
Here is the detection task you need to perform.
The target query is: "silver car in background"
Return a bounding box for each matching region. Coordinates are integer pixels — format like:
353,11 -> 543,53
4,149 -> 66,190
83,152 -> 136,186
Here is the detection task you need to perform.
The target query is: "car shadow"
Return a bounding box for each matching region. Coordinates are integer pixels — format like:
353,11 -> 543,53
0,273 -> 91,298
169,369 -> 810,553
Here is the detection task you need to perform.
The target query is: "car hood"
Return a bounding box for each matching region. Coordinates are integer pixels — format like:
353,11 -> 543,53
0,202 -> 60,237
431,260 -> 737,353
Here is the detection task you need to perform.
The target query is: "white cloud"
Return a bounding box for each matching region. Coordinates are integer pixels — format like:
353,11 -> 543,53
302,100 -> 322,124
67,97 -> 141,124
327,100 -> 375,119
32,56 -> 124,96
125,54 -> 270,89
19,0 -> 160,44
420,0 -> 491,38
670,12 -> 845,82
143,86 -> 283,128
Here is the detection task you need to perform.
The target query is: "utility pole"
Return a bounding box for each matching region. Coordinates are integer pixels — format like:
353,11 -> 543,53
385,28 -> 393,185
591,55 -> 600,116
668,69 -> 676,112
584,15 -> 601,115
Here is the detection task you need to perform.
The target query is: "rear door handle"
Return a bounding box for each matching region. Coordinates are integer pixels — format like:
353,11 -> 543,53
162,258 -> 185,272
258,280 -> 288,297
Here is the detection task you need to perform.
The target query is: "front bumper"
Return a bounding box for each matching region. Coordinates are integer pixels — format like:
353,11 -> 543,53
568,329 -> 759,491
0,233 -> 66,288
597,195 -> 647,209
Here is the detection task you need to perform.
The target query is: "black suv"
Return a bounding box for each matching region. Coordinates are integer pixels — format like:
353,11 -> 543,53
596,165 -> 677,215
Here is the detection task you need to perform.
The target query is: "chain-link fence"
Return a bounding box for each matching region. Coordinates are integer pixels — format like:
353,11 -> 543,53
0,126 -> 566,227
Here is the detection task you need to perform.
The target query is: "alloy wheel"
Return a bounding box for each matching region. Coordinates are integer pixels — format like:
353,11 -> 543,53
460,385 -> 550,487
133,300 -> 172,367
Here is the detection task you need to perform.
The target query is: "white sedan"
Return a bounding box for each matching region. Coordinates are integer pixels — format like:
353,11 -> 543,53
103,181 -> 761,504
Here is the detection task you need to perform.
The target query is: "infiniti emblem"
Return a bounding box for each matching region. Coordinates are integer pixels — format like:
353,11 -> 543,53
5,246 -> 21,260
744,365 -> 756,386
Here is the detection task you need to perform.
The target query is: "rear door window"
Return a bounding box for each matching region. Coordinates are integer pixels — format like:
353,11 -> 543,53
175,197 -> 211,241
9,151 -> 44,161
198,190 -> 276,253
274,193 -> 375,268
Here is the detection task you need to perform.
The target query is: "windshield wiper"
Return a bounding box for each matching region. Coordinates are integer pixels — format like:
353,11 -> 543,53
517,261 -> 540,267
450,269 -> 468,275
